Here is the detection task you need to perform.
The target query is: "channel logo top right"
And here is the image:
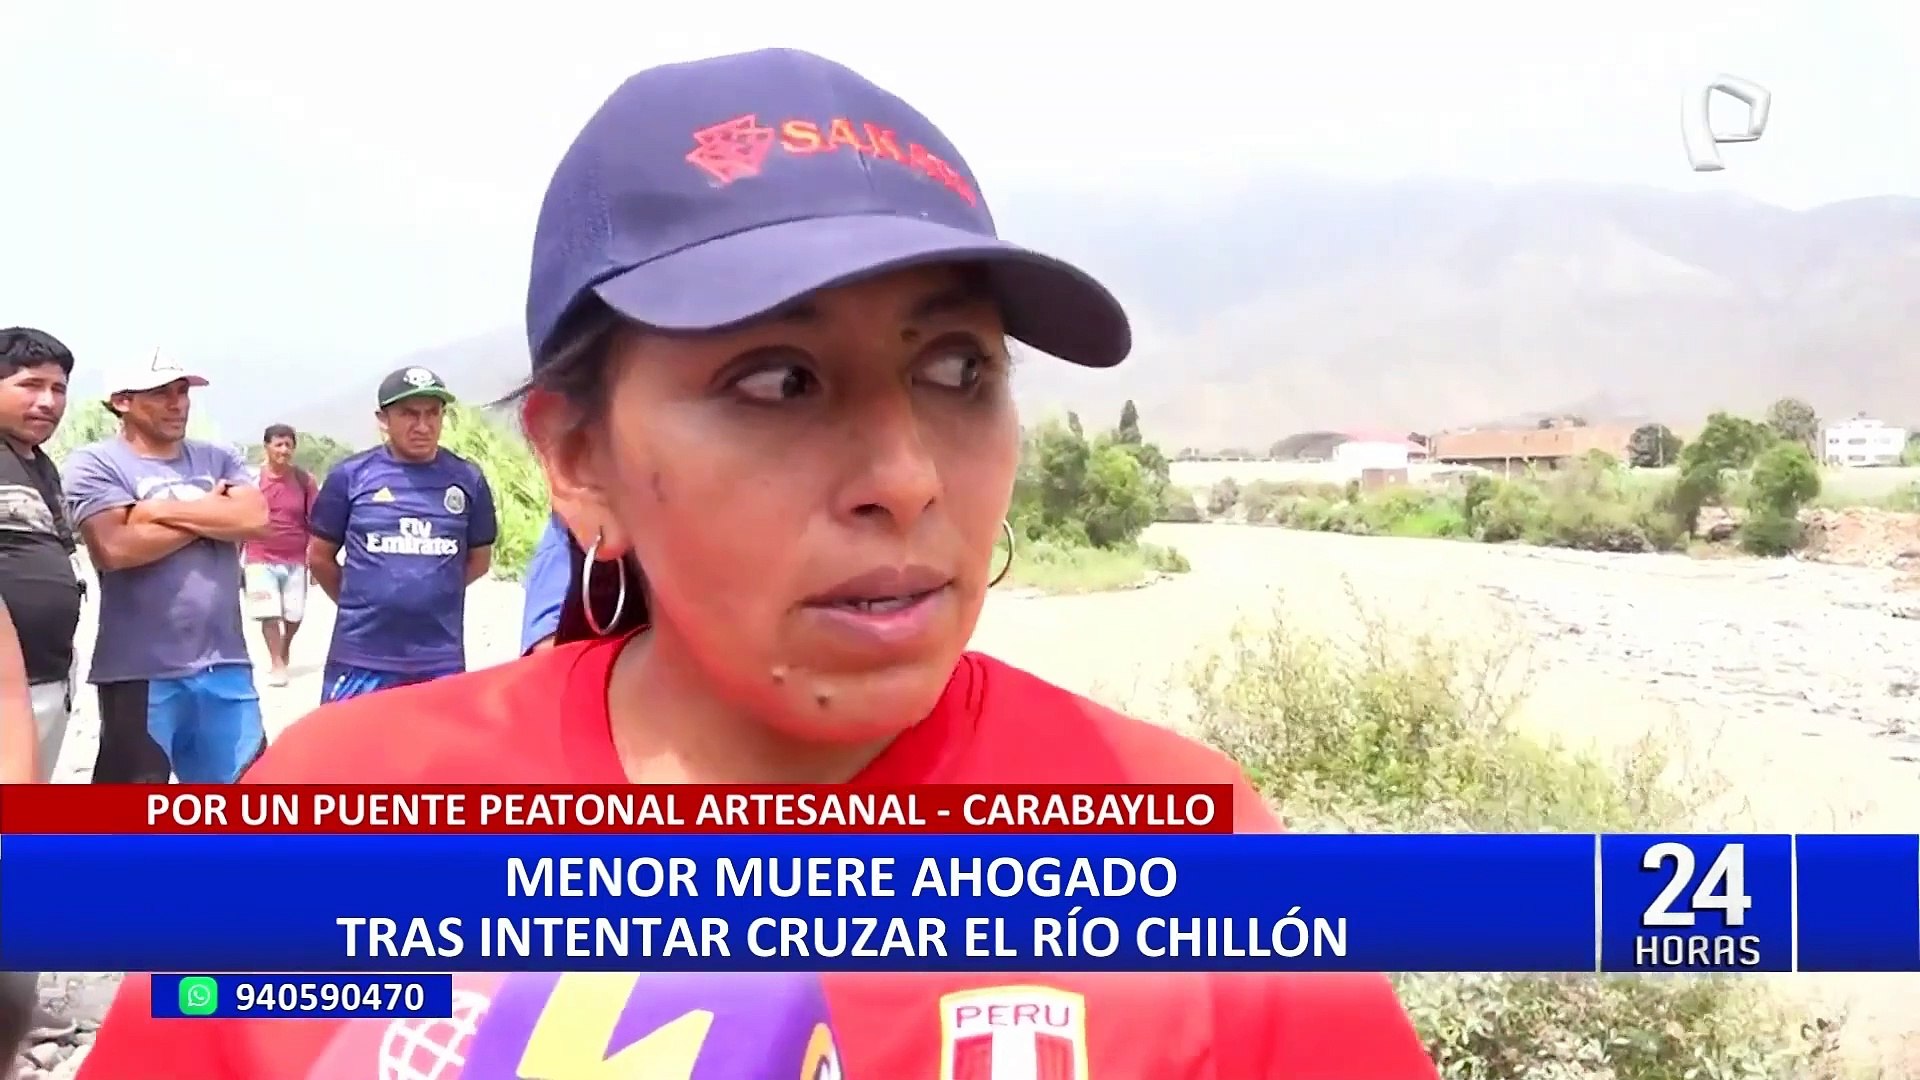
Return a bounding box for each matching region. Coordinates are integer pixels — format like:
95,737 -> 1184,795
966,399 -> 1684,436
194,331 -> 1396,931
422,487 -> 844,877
1683,75 -> 1771,172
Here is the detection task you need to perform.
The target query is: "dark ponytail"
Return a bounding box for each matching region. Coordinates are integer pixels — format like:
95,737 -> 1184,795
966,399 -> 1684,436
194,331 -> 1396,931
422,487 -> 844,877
505,300 -> 651,643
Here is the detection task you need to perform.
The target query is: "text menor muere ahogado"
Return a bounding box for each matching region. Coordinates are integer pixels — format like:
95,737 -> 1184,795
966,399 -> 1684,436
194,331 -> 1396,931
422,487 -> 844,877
145,789 -> 1219,829
332,856 -> 1350,961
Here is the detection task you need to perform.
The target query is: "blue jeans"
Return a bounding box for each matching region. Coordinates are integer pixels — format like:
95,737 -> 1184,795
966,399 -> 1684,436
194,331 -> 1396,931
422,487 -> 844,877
97,664 -> 265,784
320,663 -> 451,704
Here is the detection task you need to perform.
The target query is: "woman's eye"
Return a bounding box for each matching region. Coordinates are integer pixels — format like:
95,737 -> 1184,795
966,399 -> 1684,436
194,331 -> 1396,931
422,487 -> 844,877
732,365 -> 819,403
920,348 -> 987,390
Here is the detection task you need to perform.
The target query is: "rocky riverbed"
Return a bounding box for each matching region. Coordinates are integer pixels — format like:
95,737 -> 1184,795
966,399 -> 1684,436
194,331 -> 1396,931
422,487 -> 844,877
11,974 -> 114,1079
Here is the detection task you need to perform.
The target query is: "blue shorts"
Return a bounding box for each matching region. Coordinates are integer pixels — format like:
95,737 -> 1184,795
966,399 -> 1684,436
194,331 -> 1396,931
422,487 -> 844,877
320,664 -> 451,705
98,664 -> 265,784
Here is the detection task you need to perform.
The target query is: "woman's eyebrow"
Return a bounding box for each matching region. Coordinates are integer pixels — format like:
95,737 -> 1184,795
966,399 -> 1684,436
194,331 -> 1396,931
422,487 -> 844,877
905,283 -> 991,323
758,281 -> 989,330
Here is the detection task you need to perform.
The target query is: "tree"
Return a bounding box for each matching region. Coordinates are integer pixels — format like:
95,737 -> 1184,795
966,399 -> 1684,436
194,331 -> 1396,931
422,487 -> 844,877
1680,412 -> 1774,473
48,399 -> 226,465
1020,418 -> 1090,535
1126,440 -> 1169,486
246,430 -> 357,479
1764,397 -> 1820,452
439,405 -> 550,578
1626,423 -> 1683,468
1748,441 -> 1821,512
46,401 -> 119,464
1066,412 -> 1084,439
1670,412 -> 1777,532
1157,485 -> 1203,522
1741,441 -> 1821,556
1012,417 -> 1163,550
1116,399 -> 1142,444
1079,442 -> 1157,547
292,433 -> 356,478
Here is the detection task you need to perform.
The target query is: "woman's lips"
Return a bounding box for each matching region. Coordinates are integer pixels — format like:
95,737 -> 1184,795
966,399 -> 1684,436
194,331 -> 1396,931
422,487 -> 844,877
805,564 -> 954,606
799,578 -> 955,654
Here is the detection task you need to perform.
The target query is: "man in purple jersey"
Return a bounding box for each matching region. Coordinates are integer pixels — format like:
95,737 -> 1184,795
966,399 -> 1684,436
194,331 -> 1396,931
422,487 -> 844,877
305,367 -> 496,703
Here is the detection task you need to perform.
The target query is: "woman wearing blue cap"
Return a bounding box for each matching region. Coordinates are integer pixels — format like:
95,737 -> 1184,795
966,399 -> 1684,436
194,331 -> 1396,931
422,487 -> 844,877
82,48 -> 1435,1080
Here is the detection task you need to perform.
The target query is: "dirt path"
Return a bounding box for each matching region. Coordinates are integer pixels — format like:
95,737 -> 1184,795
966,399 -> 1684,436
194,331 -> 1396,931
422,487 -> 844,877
28,525 -> 1920,1076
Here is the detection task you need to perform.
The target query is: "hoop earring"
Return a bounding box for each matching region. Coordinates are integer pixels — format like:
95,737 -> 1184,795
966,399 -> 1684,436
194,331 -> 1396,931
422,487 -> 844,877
580,530 -> 628,636
988,520 -> 1016,588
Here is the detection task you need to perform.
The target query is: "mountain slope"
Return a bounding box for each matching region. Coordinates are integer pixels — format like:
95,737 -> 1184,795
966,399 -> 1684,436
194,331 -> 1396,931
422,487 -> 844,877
290,180 -> 1920,449
1002,181 -> 1920,445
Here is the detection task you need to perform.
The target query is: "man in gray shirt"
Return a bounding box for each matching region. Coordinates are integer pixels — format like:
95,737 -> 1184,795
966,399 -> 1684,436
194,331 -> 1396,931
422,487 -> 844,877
62,351 -> 269,783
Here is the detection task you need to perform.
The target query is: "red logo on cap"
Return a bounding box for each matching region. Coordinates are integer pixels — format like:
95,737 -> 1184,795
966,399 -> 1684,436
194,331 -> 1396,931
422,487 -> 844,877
686,114 -> 777,184
686,113 -> 977,205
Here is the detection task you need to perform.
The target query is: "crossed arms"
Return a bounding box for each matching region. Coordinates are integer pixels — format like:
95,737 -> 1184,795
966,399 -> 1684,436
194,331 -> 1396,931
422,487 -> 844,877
65,445 -> 270,573
76,481 -> 270,571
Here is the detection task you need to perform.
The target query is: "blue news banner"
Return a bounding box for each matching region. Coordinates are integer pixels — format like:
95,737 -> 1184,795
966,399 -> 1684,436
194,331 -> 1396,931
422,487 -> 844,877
1,834 -> 1915,974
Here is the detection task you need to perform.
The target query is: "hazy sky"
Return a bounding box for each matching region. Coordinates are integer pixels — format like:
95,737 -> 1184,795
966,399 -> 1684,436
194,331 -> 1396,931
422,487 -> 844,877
5,0 -> 1916,412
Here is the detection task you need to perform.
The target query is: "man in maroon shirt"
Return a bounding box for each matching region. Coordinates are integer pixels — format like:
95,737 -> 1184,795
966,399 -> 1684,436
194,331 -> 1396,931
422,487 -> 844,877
241,424 -> 315,687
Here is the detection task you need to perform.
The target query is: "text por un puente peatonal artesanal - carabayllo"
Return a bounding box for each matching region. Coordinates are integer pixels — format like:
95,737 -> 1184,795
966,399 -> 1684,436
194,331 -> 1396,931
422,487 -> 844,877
335,854 -> 1350,966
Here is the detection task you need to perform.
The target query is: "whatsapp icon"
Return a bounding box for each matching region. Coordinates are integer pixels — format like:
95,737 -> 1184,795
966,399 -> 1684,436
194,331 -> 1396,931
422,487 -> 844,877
177,976 -> 219,1017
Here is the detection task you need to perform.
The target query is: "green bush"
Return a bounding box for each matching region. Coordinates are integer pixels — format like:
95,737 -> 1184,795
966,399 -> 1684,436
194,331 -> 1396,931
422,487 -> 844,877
1007,412 -> 1189,592
243,430 -> 355,479
1400,973 -> 1840,1080
1002,537 -> 1168,594
1266,465 -> 1688,555
1670,412 -> 1782,535
1187,594 -> 1845,1078
1207,478 -> 1241,517
46,400 -> 121,464
1882,485 -> 1920,513
1627,423 -> 1683,468
1273,496 -> 1333,530
1240,481 -> 1291,522
290,431 -> 355,478
1140,542 -> 1190,573
1358,488 -> 1469,538
1748,443 -> 1821,513
1738,509 -> 1802,556
1733,443 -> 1820,557
1158,485 -> 1203,522
1080,439 -> 1159,547
439,404 -> 547,579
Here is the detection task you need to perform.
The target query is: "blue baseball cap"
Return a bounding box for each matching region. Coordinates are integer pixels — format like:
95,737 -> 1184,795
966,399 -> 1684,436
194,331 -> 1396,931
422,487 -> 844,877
525,48 -> 1131,369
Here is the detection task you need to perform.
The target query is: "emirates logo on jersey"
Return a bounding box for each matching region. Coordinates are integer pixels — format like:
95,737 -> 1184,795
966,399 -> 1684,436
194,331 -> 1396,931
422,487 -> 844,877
939,987 -> 1089,1080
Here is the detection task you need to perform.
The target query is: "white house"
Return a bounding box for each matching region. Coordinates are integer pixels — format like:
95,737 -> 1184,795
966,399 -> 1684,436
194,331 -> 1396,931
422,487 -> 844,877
1331,433 -> 1426,471
1822,416 -> 1908,467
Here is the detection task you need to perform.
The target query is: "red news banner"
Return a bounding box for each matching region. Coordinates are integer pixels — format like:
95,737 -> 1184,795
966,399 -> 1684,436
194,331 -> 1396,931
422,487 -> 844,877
0,784 -> 1234,834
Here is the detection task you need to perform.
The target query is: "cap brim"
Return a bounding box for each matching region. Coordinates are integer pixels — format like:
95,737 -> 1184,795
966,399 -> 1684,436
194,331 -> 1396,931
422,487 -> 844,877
590,214 -> 1131,368
112,374 -> 210,394
380,387 -> 457,407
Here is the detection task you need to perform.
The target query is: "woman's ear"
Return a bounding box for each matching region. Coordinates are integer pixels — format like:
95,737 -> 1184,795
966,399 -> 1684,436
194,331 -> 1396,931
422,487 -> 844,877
523,387 -> 633,559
